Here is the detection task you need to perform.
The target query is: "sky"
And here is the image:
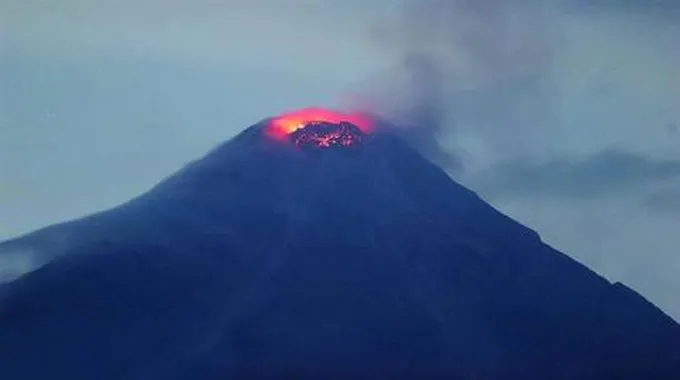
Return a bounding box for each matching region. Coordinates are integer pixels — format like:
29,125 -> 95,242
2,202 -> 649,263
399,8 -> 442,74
1,0 -> 680,319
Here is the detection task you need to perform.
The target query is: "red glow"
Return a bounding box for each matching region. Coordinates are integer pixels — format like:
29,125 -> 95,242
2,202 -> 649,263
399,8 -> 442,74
267,107 -> 373,141
292,122 -> 366,148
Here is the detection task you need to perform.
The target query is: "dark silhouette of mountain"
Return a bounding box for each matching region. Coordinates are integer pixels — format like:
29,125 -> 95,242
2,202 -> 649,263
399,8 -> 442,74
1,118 -> 679,379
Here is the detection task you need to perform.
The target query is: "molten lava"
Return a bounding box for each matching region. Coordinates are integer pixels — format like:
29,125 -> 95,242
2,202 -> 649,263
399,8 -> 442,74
291,121 -> 366,148
267,108 -> 373,148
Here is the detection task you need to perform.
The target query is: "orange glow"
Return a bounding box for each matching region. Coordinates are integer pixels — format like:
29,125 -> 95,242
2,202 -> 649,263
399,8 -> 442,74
267,107 -> 373,140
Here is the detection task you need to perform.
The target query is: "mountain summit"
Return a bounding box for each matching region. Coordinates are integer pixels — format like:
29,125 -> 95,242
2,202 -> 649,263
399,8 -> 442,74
1,110 -> 679,379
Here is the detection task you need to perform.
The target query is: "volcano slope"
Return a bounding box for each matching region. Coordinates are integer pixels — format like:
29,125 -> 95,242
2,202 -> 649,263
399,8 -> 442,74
1,118 -> 679,379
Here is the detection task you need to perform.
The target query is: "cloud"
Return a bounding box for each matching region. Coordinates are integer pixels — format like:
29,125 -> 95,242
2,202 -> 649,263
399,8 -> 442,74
569,0 -> 680,12
466,150 -> 680,199
643,185 -> 680,213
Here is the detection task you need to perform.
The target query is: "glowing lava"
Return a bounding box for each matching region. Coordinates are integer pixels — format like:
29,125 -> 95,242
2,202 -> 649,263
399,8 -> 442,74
267,108 -> 373,143
291,121 -> 366,149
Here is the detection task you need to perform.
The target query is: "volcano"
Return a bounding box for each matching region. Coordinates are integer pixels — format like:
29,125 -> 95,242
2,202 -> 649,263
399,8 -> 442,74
1,113 -> 679,379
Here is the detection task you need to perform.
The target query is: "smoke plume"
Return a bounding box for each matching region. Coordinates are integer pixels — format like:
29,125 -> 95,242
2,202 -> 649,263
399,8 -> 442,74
355,0 -> 556,170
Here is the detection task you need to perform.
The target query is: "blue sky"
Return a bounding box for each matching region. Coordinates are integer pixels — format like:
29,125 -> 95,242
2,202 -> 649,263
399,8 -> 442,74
2,1 -> 680,319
